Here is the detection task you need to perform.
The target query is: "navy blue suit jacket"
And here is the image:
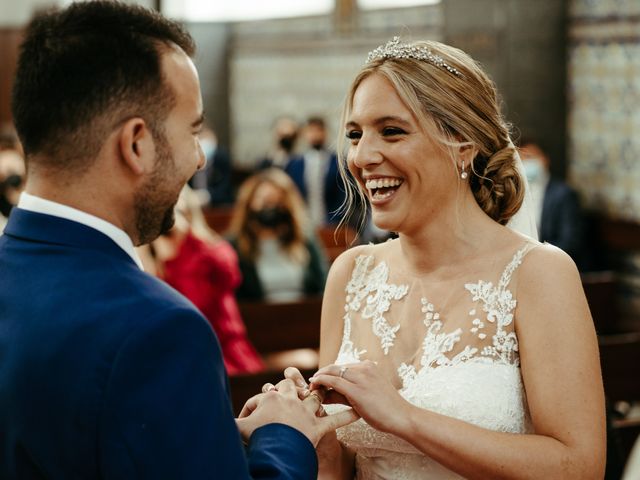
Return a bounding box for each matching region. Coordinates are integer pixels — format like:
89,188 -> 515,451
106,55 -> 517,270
0,208 -> 317,479
284,153 -> 346,225
540,178 -> 586,269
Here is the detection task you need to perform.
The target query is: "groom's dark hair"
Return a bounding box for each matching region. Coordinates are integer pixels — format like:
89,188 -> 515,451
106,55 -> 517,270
11,0 -> 195,172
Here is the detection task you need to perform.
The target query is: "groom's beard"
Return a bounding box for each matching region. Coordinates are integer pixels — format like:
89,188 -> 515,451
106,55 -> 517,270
133,134 -> 180,246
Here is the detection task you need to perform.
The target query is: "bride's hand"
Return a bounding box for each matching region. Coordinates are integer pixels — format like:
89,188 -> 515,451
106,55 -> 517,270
309,360 -> 412,435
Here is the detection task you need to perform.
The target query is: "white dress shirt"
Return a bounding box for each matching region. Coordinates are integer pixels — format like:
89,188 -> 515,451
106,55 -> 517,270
303,148 -> 330,227
18,191 -> 143,270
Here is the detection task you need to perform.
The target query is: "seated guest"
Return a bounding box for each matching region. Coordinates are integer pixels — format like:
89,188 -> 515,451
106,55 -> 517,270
152,187 -> 264,375
228,168 -> 327,302
285,116 -> 346,227
189,125 -> 234,206
256,116 -> 303,170
519,138 -> 587,270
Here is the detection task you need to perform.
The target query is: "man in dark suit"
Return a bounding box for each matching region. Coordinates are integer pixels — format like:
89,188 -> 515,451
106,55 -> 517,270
519,140 -> 587,269
0,2 -> 354,478
285,117 -> 346,226
190,125 -> 235,206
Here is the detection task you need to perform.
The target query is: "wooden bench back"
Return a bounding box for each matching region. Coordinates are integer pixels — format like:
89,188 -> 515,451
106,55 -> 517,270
599,332 -> 640,403
238,296 -> 322,354
581,271 -> 619,334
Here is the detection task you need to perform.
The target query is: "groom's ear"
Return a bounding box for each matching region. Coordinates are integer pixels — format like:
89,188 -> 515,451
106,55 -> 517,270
117,117 -> 155,177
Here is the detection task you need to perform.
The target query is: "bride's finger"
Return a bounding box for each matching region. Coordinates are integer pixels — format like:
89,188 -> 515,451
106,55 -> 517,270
318,408 -> 360,435
312,363 -> 360,383
309,373 -> 352,398
323,389 -> 350,406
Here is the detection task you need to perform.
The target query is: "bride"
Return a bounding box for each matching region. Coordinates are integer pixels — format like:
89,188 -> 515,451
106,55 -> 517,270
282,37 -> 605,479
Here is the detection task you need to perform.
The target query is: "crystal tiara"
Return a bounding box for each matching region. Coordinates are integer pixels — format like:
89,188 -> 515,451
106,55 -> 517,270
366,36 -> 463,78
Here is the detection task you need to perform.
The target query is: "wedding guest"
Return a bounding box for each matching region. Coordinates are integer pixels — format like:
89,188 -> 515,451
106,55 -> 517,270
0,2 -> 355,478
228,168 -> 327,302
519,138 -> 587,270
257,116 -> 303,170
285,37 -> 605,479
189,124 -> 234,206
284,116 -> 346,227
152,187 -> 264,375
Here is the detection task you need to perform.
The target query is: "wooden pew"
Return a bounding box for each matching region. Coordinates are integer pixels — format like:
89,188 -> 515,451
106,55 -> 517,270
229,297 -> 323,415
599,332 -> 640,405
202,206 -> 234,234
238,296 -> 322,354
582,271 -> 619,334
599,333 -> 640,466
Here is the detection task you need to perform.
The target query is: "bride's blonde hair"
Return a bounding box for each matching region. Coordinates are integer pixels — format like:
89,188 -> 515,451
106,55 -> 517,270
337,38 -> 524,231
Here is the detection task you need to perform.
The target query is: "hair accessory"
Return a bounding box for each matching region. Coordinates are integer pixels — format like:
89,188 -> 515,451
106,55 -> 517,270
367,36 -> 463,78
460,159 -> 468,179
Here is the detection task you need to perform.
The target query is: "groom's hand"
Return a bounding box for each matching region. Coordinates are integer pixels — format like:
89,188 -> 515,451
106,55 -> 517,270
284,365 -> 350,407
235,378 -> 359,447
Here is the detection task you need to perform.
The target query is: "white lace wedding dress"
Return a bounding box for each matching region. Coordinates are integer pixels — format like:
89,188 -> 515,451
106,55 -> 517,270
326,240 -> 537,479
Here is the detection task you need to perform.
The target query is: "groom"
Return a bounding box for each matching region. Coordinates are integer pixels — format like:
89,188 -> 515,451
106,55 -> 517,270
0,2 -> 354,478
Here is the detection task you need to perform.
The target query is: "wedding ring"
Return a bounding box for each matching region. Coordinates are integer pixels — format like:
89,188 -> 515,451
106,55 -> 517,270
308,391 -> 323,403
339,366 -> 348,379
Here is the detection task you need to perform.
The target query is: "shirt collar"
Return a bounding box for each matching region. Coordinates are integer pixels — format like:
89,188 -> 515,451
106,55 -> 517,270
17,192 -> 144,270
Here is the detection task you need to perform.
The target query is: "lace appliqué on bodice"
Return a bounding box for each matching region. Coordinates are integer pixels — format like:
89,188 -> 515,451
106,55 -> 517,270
330,246 -> 533,480
341,254 -> 409,357
462,246 -> 525,365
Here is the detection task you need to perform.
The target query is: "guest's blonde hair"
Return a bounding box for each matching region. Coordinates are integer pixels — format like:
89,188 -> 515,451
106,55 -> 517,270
337,38 -> 524,230
228,168 -> 309,263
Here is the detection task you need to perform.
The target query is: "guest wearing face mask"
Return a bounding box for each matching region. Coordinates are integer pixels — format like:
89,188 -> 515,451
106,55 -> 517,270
228,168 -> 328,302
189,125 -> 234,206
256,116 -> 304,171
519,139 -> 587,270
0,149 -> 26,234
283,116 -> 347,228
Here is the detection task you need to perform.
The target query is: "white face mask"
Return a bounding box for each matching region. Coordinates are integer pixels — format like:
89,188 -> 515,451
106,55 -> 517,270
523,159 -> 545,184
198,138 -> 216,160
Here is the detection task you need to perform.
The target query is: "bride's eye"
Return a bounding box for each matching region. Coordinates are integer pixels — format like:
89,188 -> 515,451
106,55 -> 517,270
346,130 -> 362,144
382,127 -> 406,137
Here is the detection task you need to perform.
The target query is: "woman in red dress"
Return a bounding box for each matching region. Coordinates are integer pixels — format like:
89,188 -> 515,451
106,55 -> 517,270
152,188 -> 264,375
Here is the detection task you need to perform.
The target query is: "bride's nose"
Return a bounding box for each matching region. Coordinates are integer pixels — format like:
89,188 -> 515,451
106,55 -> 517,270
350,135 -> 384,170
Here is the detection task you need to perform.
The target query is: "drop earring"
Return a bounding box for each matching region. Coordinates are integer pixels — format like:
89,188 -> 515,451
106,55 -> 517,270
460,160 -> 468,180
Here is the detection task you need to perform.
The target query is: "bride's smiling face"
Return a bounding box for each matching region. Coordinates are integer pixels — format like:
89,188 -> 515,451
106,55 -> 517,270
346,73 -> 459,233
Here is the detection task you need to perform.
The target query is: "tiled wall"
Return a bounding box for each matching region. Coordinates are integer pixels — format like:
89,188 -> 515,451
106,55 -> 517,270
569,0 -> 640,329
568,0 -> 640,221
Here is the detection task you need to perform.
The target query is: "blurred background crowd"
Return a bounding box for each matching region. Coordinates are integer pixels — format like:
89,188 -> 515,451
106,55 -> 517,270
1,1 -> 640,477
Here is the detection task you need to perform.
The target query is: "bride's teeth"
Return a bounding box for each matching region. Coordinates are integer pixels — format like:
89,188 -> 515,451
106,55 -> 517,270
365,178 -> 403,190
